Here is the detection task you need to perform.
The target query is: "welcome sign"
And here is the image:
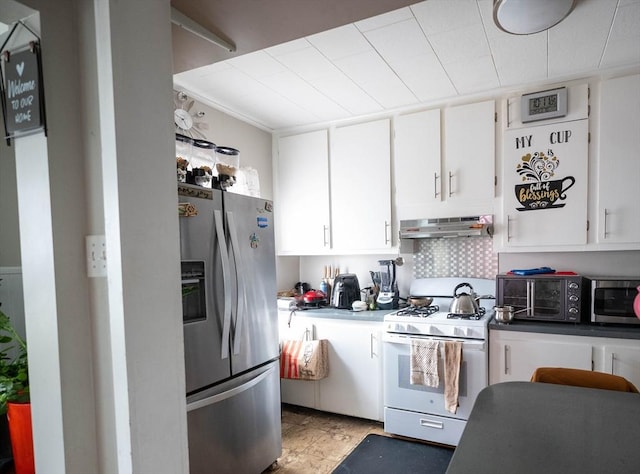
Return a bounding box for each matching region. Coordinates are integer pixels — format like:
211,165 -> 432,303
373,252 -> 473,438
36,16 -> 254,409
2,44 -> 45,138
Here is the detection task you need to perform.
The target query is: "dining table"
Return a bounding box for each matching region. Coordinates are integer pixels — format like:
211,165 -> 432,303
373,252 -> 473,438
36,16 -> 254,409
446,381 -> 640,473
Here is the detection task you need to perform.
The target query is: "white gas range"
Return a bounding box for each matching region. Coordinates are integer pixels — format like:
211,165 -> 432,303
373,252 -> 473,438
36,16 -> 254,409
382,277 -> 495,447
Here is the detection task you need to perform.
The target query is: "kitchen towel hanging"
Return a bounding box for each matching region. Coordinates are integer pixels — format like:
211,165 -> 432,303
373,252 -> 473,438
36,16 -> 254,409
280,331 -> 329,381
444,341 -> 463,414
410,339 -> 440,387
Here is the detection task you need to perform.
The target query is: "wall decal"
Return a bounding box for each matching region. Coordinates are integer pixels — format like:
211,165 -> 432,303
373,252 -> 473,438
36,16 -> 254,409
514,149 -> 575,211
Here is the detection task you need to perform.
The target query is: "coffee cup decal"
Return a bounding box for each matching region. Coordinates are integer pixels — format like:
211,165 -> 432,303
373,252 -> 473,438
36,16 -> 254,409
514,151 -> 575,211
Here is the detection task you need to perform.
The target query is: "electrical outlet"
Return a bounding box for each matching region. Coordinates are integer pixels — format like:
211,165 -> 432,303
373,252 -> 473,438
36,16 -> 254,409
86,235 -> 107,278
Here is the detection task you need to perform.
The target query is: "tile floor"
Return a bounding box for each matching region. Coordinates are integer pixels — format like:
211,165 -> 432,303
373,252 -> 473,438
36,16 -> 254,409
267,404 -> 390,473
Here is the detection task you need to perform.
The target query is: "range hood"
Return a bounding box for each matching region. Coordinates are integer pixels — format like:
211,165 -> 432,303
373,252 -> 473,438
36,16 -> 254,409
400,215 -> 493,239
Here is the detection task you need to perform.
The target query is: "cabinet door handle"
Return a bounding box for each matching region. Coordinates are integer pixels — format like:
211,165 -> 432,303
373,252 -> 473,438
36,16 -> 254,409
384,221 -> 390,245
504,344 -> 510,375
506,215 -> 513,242
434,172 -> 440,198
603,208 -> 610,239
323,225 -> 329,247
370,333 -> 374,359
448,171 -> 454,197
611,352 -> 616,373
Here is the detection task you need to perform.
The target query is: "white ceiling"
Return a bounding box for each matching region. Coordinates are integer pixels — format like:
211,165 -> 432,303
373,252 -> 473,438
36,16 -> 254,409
175,0 -> 640,132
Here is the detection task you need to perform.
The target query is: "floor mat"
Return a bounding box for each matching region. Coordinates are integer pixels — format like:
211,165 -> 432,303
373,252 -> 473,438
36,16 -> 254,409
332,434 -> 453,474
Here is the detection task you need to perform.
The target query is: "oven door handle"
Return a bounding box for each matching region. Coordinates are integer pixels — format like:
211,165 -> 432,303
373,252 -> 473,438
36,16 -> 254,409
382,332 -> 485,350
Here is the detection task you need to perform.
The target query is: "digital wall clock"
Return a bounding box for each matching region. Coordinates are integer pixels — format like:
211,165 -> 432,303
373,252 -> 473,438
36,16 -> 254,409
521,87 -> 568,123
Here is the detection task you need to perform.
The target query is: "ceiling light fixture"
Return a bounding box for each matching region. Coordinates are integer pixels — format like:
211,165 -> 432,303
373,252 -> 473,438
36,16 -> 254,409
493,0 -> 576,35
170,7 -> 236,52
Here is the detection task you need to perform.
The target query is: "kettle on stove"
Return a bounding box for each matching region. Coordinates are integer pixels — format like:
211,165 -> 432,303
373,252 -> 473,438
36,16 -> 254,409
331,274 -> 361,309
449,282 -> 495,315
449,283 -> 482,315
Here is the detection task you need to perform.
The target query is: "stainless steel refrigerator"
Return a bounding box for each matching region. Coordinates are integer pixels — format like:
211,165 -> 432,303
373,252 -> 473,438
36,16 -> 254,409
178,184 -> 281,474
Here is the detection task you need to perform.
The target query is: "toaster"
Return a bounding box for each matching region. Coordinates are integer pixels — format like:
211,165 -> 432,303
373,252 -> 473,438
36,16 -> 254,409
331,274 -> 361,309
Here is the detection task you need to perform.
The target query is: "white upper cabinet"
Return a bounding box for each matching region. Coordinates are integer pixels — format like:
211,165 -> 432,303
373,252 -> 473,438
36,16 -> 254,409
394,109 -> 441,220
276,130 -> 330,254
595,74 -> 640,247
394,101 -> 495,221
331,119 -> 392,252
501,119 -> 589,247
443,100 -> 496,211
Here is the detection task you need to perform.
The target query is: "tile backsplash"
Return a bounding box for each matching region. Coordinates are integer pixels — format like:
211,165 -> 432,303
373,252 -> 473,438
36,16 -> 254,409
413,237 -> 498,280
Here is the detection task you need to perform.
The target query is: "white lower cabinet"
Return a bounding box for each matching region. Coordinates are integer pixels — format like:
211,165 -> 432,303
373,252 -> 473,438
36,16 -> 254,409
278,311 -> 319,408
315,320 -> 383,421
490,329 -> 640,389
278,313 -> 383,421
489,330 -> 592,384
598,343 -> 640,388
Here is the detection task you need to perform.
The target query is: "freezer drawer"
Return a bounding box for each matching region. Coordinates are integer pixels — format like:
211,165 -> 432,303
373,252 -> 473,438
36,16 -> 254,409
384,406 -> 466,447
187,362 -> 282,474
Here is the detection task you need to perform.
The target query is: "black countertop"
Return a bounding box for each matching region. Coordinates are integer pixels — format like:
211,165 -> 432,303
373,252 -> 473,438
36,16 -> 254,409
489,317 -> 640,340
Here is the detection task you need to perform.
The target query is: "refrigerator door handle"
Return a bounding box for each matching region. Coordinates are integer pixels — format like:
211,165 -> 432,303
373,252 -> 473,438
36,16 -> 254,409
214,210 -> 232,359
186,364 -> 275,412
227,211 -> 248,355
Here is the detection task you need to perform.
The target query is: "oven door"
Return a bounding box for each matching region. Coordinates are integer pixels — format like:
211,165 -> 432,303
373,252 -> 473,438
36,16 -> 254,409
383,332 -> 487,445
383,333 -> 487,421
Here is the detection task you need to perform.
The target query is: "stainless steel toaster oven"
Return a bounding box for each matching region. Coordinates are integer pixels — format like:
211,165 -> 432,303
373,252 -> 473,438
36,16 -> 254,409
496,274 -> 589,323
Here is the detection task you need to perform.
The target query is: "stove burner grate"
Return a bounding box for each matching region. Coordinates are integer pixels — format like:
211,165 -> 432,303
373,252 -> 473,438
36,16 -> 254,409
447,307 -> 486,320
395,304 -> 440,317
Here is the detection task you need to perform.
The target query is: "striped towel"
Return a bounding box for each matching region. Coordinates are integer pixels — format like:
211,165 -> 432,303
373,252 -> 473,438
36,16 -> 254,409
410,339 -> 440,387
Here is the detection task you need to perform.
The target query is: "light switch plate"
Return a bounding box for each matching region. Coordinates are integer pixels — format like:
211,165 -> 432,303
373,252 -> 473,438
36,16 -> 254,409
86,235 -> 107,277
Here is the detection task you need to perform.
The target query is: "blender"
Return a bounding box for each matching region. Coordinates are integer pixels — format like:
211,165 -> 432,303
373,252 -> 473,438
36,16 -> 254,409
377,259 -> 399,310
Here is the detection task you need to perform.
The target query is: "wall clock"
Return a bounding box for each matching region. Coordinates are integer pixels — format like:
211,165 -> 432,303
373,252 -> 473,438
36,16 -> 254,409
173,90 -> 208,139
521,87 -> 568,123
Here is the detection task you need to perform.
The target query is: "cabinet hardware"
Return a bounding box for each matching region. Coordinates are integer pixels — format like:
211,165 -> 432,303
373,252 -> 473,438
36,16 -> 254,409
323,225 -> 329,247
370,333 -> 374,359
384,221 -> 390,245
434,173 -> 440,198
603,209 -> 610,239
504,345 -> 510,375
448,171 -> 454,197
507,215 -> 513,242
611,352 -> 616,374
